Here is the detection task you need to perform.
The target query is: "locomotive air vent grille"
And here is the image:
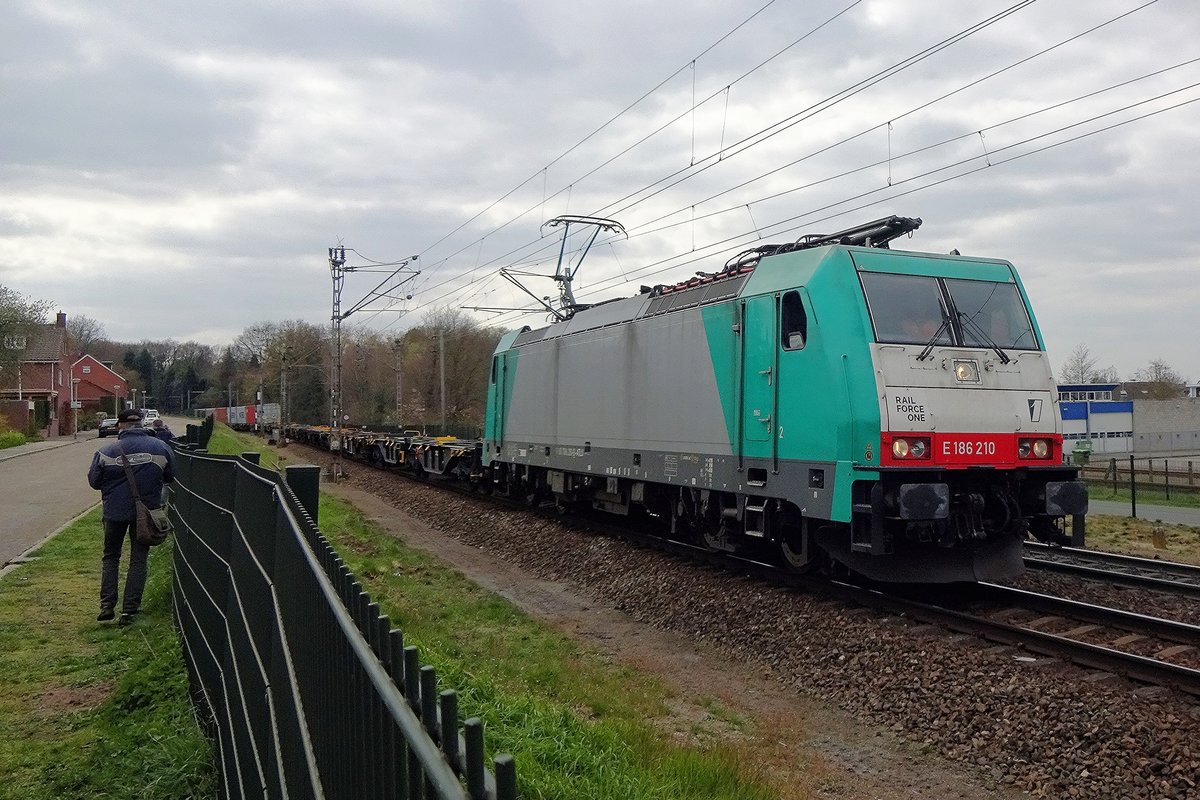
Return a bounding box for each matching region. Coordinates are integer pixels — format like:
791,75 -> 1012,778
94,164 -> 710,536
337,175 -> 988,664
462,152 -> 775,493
644,275 -> 750,318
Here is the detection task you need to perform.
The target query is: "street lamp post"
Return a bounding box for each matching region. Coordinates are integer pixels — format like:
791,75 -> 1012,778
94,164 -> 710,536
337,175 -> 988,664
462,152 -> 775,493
71,378 -> 81,440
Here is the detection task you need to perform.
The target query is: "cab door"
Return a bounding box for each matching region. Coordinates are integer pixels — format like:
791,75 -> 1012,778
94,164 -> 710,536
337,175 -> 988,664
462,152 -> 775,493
741,295 -> 778,446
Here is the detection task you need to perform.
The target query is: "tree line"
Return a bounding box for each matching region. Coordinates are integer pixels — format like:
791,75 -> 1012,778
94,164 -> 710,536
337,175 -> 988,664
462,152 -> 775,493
1057,344 -> 1190,400
3,283 -> 508,430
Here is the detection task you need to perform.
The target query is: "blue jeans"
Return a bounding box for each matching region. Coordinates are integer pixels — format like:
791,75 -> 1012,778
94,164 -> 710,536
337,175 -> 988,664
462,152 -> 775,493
100,518 -> 150,614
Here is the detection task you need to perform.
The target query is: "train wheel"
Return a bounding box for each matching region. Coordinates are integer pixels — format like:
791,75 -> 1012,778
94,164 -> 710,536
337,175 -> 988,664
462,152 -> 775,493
778,536 -> 812,572
777,509 -> 814,572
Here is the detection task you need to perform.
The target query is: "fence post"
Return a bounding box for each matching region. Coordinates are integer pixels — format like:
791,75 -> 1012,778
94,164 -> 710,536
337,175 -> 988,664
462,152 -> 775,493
1165,459 -> 1171,501
1110,458 -> 1117,495
1129,455 -> 1137,518
1190,461 -> 1194,487
284,464 -> 321,524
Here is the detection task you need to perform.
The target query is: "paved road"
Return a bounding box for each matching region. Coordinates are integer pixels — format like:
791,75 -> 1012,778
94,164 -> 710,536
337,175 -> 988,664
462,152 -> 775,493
0,415 -> 193,576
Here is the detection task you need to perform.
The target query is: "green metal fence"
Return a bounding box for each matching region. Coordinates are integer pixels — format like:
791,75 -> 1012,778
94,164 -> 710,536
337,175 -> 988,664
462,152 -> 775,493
168,437 -> 516,799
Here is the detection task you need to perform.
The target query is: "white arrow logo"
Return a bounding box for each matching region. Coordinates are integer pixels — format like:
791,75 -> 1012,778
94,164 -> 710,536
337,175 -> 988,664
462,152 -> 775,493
1028,399 -> 1043,422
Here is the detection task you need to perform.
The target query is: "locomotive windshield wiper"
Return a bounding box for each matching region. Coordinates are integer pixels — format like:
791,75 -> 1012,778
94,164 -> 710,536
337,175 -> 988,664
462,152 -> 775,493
915,315 -> 952,361
957,312 -> 1011,364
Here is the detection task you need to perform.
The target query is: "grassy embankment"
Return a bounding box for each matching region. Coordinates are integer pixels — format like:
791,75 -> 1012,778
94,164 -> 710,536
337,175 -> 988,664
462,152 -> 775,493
1,424 -> 786,799
0,509 -> 216,799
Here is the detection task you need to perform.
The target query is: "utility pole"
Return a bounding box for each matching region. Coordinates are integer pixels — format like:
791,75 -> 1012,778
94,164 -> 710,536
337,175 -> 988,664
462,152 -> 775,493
280,348 -> 289,427
439,328 -> 446,431
392,338 -> 403,427
329,245 -> 346,479
327,244 -> 419,479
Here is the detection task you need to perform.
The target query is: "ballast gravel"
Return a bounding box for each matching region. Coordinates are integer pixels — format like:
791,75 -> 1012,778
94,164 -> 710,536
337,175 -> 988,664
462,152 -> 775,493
313,456 -> 1200,799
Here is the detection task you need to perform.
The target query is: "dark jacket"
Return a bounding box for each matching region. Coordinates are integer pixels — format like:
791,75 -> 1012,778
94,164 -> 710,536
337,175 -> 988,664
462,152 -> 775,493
88,428 -> 176,521
152,425 -> 174,442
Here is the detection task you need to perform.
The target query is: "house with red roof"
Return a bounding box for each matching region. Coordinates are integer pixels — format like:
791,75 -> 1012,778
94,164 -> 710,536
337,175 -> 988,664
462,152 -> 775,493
0,312 -> 73,435
72,355 -> 129,417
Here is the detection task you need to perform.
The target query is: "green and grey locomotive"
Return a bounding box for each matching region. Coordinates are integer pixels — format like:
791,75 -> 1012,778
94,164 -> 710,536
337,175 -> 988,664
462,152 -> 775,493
482,216 -> 1087,582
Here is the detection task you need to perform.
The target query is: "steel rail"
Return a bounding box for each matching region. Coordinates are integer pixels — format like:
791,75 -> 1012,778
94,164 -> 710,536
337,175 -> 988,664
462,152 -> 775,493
1023,542 -> 1200,597
971,582 -> 1200,646
854,589 -> 1200,697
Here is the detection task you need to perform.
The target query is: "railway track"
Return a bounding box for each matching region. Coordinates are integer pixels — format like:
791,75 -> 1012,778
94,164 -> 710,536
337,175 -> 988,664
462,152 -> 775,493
297,442 -> 1200,697
1023,541 -> 1200,597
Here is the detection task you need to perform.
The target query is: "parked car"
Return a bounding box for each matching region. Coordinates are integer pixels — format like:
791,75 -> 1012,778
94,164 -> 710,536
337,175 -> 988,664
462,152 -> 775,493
141,409 -> 161,427
98,417 -> 120,438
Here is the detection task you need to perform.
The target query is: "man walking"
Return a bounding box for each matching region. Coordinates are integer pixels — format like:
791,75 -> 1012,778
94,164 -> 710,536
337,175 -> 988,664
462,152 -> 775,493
150,418 -> 174,442
87,408 -> 176,626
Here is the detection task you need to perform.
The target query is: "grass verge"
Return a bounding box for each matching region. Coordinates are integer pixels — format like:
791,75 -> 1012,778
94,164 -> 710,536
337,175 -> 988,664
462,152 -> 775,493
207,424 -> 783,799
1085,482 -> 1200,509
0,509 -> 215,800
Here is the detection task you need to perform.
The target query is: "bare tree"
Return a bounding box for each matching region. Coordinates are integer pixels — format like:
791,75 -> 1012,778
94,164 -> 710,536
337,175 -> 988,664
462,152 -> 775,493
66,314 -> 107,355
1059,344 -> 1097,383
1134,359 -> 1185,399
1058,344 -> 1120,384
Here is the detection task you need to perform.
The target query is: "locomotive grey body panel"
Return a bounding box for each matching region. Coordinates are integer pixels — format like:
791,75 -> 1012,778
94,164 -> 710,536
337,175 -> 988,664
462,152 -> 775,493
502,298 -> 734,455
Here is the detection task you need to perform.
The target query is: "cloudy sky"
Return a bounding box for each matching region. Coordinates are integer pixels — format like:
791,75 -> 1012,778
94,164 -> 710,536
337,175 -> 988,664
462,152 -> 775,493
1,0 -> 1197,380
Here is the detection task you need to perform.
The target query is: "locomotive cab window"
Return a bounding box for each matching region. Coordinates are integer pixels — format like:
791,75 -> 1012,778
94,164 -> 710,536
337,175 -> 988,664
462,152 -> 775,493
860,272 -> 950,345
861,272 -> 1039,351
945,278 -> 1037,350
780,291 -> 808,350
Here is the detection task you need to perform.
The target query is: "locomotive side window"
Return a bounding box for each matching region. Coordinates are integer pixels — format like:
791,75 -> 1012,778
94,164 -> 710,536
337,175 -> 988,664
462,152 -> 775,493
780,291 -> 808,350
860,272 -> 950,345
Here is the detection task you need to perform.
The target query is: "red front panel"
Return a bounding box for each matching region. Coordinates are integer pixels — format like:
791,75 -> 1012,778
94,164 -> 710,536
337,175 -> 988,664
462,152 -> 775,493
881,432 -> 1062,468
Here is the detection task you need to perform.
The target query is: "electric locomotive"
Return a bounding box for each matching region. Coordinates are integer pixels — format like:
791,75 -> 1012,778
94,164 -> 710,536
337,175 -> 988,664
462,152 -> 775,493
482,216 -> 1087,582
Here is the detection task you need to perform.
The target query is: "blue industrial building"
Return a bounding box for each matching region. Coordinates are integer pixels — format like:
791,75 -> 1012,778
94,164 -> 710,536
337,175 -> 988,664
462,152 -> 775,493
1057,383 -> 1134,455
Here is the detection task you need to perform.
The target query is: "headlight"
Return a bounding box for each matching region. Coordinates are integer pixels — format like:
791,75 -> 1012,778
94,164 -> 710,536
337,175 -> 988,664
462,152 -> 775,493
953,359 -> 980,383
891,437 -> 931,460
1018,438 -> 1051,459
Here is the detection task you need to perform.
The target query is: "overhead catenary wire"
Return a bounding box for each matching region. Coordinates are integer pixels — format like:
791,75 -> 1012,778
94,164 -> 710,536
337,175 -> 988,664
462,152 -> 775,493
405,0 -> 864,294
475,91 -> 1200,329
409,0 -> 788,269
349,1 -> 1184,338
391,0 -> 1047,318
385,39 -> 1197,324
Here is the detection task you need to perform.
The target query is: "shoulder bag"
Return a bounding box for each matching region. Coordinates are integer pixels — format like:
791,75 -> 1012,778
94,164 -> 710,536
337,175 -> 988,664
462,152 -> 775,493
116,442 -> 173,546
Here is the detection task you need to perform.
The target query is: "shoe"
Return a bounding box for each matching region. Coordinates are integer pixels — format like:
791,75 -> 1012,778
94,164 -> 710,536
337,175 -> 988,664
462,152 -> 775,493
117,613 -> 134,627
97,607 -> 115,622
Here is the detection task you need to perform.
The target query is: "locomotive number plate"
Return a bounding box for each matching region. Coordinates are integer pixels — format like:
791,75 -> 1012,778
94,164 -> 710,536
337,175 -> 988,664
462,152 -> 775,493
937,434 -> 1013,465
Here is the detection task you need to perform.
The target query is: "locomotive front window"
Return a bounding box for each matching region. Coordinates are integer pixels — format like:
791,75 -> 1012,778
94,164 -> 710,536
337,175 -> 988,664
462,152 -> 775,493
860,272 -> 951,345
945,278 -> 1037,350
